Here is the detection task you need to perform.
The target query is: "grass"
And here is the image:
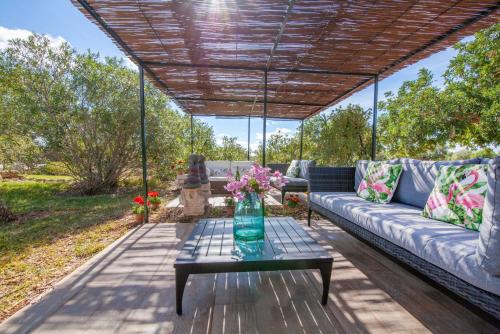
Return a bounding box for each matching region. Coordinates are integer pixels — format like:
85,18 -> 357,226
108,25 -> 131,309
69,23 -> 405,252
24,174 -> 73,182
0,177 -> 139,321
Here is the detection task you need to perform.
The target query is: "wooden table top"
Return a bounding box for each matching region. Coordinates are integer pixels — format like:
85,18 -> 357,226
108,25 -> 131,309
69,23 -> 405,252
174,217 -> 332,266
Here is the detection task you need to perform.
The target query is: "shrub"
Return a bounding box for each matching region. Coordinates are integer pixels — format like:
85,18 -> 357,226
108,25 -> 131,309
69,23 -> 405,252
0,202 -> 16,223
38,162 -> 70,176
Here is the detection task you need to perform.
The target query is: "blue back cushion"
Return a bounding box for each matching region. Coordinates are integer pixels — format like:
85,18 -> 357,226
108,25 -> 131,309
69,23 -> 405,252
298,160 -> 316,180
393,158 -> 482,208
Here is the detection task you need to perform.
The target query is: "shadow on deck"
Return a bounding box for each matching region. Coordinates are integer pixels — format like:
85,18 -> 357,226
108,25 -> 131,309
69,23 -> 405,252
1,220 -> 496,333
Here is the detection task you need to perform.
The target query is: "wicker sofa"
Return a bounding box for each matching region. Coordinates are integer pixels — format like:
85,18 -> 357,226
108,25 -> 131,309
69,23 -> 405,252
307,158 -> 500,319
269,160 -> 315,203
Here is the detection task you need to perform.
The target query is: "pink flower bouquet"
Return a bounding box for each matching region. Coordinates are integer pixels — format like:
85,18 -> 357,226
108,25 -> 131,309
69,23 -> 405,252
225,163 -> 287,201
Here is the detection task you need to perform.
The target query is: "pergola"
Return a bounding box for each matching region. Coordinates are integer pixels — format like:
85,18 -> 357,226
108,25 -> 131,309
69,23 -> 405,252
72,0 -> 498,222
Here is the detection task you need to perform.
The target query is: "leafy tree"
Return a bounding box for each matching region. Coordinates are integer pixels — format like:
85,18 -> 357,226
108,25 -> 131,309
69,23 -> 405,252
255,105 -> 372,166
216,136 -> 247,161
255,130 -> 299,164
300,105 -> 372,166
0,134 -> 43,169
0,34 -> 219,193
377,69 -> 449,159
378,24 -> 499,159
447,147 -> 498,160
443,23 -> 499,147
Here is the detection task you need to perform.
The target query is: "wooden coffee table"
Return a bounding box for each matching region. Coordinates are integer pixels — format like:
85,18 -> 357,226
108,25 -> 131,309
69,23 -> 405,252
174,217 -> 333,315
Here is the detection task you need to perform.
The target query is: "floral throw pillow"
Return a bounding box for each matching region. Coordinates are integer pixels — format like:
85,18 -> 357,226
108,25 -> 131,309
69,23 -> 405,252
286,161 -> 300,178
357,162 -> 403,204
422,164 -> 488,231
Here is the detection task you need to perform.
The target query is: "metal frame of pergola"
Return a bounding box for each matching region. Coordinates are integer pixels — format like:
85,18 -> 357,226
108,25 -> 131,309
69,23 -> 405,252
74,0 -> 498,223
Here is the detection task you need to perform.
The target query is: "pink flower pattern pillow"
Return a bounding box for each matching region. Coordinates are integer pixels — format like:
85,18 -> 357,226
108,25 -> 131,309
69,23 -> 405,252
356,162 -> 403,204
423,164 -> 488,231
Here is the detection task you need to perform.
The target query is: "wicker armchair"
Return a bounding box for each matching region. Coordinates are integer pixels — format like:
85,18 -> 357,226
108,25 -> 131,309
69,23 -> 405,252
268,163 -> 310,203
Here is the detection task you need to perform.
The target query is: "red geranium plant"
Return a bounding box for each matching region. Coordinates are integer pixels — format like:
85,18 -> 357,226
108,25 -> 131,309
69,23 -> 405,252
132,195 -> 150,215
285,194 -> 300,208
148,191 -> 161,210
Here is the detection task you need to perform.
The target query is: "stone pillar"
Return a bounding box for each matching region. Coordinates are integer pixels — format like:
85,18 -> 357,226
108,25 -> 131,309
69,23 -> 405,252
198,155 -> 211,208
182,154 -> 203,216
180,188 -> 205,216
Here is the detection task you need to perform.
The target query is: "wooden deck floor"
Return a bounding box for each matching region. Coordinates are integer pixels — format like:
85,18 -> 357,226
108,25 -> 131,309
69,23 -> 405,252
1,219 -> 497,333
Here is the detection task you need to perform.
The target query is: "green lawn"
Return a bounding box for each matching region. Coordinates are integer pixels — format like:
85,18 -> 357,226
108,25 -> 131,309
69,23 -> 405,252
0,178 -> 138,321
24,174 -> 73,182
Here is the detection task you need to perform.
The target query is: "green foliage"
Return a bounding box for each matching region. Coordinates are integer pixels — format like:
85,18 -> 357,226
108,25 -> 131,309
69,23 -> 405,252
444,23 -> 499,147
256,105 -> 372,166
0,33 -> 220,191
0,135 -> 43,169
447,147 -> 498,160
310,104 -> 372,166
378,24 -> 499,159
255,130 -> 298,164
216,136 -> 247,161
378,69 -> 449,159
36,161 -> 70,176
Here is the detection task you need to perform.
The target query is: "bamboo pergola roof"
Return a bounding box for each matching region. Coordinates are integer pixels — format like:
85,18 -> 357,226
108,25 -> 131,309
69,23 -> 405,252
73,0 -> 498,120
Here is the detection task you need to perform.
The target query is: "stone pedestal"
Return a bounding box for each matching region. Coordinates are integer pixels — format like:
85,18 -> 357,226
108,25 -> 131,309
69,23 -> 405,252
200,182 -> 211,207
175,174 -> 187,188
180,188 -> 205,216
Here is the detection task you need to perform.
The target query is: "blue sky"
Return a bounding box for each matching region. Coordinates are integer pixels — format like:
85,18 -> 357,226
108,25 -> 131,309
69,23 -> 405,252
0,0 -> 472,152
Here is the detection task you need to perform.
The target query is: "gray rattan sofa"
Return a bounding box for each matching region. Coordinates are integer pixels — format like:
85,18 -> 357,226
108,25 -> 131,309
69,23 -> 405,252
269,160 -> 315,203
307,158 -> 500,320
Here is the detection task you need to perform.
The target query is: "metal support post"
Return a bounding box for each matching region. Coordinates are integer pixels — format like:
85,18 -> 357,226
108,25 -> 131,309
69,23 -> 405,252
262,70 -> 268,167
371,74 -> 379,161
139,66 -> 149,224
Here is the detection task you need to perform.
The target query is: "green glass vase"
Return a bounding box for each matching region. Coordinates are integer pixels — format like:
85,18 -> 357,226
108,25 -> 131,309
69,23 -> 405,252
233,192 -> 264,241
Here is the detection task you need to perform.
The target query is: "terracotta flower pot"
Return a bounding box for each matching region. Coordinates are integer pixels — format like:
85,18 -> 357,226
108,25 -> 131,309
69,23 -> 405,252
152,203 -> 160,211
226,206 -> 235,216
134,214 -> 144,223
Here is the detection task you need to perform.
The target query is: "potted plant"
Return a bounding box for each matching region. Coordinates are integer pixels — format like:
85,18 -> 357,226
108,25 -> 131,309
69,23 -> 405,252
148,191 -> 161,210
285,194 -> 300,208
132,195 -> 150,223
171,159 -> 186,176
225,164 -> 287,241
224,196 -> 235,216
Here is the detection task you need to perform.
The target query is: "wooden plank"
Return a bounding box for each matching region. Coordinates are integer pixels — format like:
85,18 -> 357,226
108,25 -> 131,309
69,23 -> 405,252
277,217 -> 312,254
220,219 -> 234,256
193,219 -> 217,257
268,218 -> 301,254
211,303 -> 258,334
206,220 -> 225,256
283,218 -> 326,253
6,218 -> 499,334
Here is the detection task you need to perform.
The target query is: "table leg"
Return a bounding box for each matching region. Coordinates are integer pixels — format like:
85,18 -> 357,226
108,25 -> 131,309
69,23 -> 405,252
176,268 -> 189,315
319,262 -> 332,305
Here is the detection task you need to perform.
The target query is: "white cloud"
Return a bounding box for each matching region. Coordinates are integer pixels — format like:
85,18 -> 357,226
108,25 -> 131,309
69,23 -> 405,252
215,133 -> 230,145
255,127 -> 295,141
249,143 -> 259,151
0,26 -> 67,50
122,56 -> 137,70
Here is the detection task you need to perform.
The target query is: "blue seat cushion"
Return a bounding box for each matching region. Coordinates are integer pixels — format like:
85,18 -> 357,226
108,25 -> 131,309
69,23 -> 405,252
271,176 -> 307,188
283,176 -> 308,187
309,192 -> 500,295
